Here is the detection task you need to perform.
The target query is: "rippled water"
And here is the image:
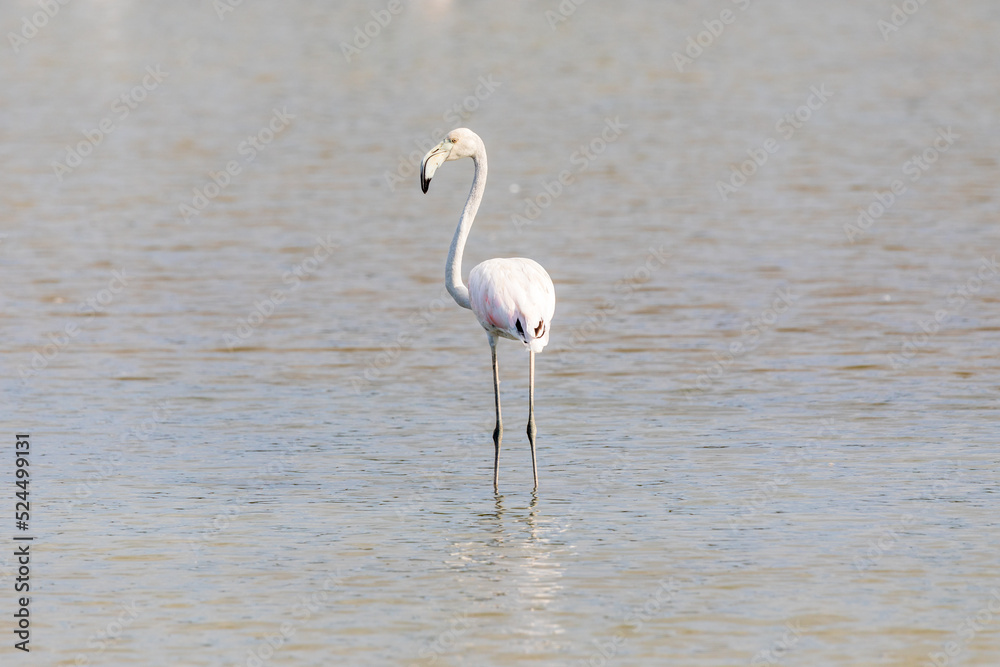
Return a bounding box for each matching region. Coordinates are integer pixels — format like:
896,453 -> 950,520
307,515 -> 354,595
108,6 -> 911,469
3,1 -> 999,665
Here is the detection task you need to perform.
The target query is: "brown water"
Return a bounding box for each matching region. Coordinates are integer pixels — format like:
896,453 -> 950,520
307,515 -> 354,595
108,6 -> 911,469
2,1 -> 999,665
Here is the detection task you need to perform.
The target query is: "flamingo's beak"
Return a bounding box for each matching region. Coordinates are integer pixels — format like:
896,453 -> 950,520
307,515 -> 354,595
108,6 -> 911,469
420,140 -> 451,194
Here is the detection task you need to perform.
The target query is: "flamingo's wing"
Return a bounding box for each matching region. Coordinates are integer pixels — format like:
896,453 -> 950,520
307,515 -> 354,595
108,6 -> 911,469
469,258 -> 555,353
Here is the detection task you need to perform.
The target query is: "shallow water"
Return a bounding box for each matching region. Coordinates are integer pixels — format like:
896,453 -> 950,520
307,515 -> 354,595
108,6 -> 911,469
2,1 -> 999,665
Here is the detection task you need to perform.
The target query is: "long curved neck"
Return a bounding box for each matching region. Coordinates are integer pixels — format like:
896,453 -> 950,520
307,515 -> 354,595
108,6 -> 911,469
446,146 -> 487,310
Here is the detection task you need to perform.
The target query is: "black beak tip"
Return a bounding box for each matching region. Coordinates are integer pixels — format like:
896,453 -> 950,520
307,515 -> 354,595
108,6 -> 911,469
420,174 -> 431,194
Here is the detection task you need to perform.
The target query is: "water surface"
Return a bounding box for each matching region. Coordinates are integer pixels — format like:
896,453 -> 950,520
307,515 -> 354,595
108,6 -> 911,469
2,1 -> 999,665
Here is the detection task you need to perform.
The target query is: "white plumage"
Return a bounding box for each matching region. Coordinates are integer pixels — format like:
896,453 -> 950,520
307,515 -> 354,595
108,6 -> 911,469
469,257 -> 555,354
420,128 -> 556,489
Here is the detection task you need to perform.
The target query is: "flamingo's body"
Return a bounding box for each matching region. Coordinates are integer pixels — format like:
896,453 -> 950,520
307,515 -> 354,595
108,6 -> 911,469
420,128 -> 555,490
469,258 -> 554,354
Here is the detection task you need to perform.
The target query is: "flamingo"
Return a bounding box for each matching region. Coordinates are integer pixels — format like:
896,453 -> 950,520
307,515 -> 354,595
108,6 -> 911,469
420,128 -> 556,491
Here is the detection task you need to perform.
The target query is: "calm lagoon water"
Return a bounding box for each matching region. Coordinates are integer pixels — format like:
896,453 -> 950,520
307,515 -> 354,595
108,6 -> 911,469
2,1 -> 999,665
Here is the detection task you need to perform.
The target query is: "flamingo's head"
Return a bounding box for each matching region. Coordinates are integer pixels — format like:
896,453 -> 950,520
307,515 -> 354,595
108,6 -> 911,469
420,128 -> 484,193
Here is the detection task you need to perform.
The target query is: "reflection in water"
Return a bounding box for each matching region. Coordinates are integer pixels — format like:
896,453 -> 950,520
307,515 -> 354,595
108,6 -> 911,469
435,492 -> 568,658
